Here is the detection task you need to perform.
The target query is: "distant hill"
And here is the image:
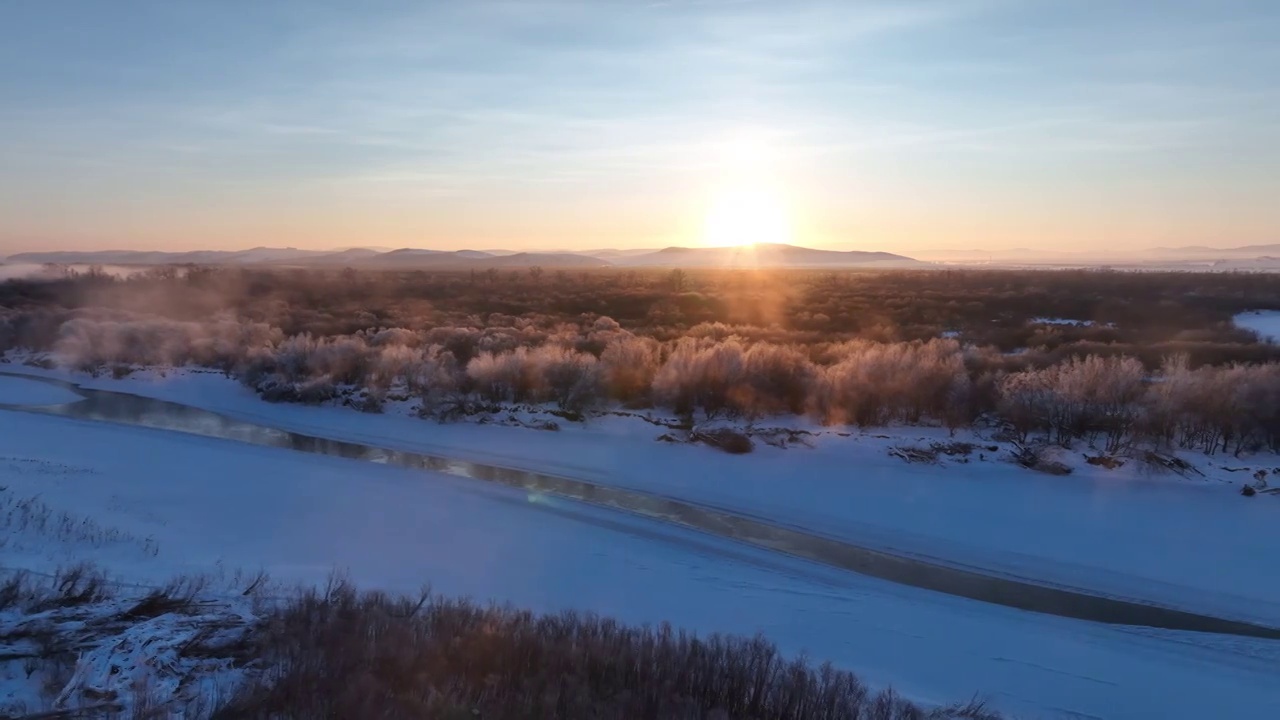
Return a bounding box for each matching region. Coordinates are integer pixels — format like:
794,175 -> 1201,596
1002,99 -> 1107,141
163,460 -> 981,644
1144,243 -> 1280,259
616,243 -> 922,268
6,243 -> 917,270
574,248 -> 660,261
475,252 -> 609,268
300,248 -> 384,264
358,249 -> 452,266
20,243 -> 1280,271
6,250 -> 176,265
7,247 -> 328,266
353,249 -> 604,269
903,244 -> 1280,267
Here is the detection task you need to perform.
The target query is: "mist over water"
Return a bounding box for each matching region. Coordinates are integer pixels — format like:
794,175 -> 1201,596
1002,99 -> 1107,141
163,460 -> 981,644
0,263 -> 150,281
0,264 -> 44,281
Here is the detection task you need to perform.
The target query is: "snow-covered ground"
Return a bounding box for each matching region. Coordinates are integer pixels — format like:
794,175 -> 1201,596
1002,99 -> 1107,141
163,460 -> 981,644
0,577 -> 254,716
2,406 -> 1279,718
1234,310 -> 1280,342
0,375 -> 82,406
1031,317 -> 1090,326
4,363 -> 1275,626
3,363 -> 1280,717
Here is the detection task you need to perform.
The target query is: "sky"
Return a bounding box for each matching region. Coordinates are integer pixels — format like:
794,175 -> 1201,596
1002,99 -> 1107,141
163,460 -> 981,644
0,0 -> 1277,256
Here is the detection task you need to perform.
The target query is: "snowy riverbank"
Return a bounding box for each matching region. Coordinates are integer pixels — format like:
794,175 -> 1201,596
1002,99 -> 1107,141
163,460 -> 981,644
1235,309 -> 1280,342
2,362 -> 1280,718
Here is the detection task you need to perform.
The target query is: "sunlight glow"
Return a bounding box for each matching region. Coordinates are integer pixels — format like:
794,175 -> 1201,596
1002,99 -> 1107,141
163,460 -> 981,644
700,129 -> 793,248
702,186 -> 792,248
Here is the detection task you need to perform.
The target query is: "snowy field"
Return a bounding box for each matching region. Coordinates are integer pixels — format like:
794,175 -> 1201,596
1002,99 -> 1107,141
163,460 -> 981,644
1031,317 -> 1092,326
1235,310 -> 1280,342
2,366 -> 1280,717
0,375 -> 82,406
5,363 -> 1277,625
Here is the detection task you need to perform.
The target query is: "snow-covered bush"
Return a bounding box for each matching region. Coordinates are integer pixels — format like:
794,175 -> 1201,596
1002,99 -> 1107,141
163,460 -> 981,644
652,337 -> 747,418
813,339 -> 968,426
600,335 -> 661,404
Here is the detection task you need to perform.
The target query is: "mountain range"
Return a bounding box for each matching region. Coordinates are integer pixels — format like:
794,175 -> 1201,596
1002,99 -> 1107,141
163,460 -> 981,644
3,244 -> 923,270
11,242 -> 1280,270
1142,243 -> 1280,260
901,243 -> 1280,266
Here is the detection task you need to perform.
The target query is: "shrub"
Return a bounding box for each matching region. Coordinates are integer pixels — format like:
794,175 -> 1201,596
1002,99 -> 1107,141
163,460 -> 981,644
691,428 -> 755,454
813,340 -> 967,426
214,580 -> 997,720
600,335 -> 661,404
651,337 -> 748,418
1010,444 -> 1072,475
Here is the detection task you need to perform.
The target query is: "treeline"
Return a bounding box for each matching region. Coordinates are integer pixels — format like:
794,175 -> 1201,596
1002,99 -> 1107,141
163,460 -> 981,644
3,266 -> 1279,364
4,306 -> 1280,456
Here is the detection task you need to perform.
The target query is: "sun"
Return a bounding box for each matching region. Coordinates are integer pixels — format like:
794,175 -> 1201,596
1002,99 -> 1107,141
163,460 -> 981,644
702,186 -> 792,248
699,129 -> 793,248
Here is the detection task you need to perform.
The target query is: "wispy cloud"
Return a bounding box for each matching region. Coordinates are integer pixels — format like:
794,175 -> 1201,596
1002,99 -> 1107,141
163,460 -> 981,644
0,0 -> 1276,252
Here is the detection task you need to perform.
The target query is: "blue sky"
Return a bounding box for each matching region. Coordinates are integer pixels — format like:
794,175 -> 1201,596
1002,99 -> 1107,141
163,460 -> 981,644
1,0 -> 1276,254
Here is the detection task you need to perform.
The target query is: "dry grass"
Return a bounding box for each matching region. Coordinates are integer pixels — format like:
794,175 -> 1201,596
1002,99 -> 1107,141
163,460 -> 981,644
690,428 -> 755,454
1009,444 -> 1073,476
0,483 -> 159,558
1,567 -> 261,719
888,446 -> 940,465
2,567 -> 1001,720
1137,450 -> 1204,478
213,577 -> 1000,720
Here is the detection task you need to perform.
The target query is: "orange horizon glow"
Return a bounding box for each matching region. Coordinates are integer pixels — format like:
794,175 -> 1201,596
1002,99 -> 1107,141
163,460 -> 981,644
1,4 -> 1274,261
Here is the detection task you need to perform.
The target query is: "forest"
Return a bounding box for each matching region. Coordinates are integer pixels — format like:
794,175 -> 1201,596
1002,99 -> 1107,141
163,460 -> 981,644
2,265 -> 1280,456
